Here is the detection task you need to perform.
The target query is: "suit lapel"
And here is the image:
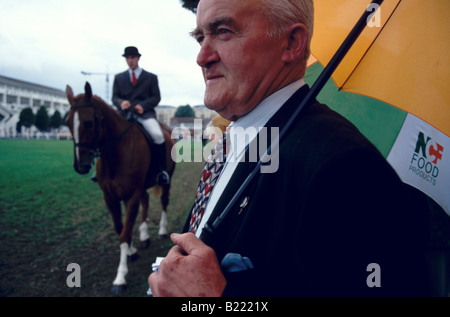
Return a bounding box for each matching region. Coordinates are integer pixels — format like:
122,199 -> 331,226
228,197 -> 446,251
134,70 -> 148,88
121,71 -> 133,88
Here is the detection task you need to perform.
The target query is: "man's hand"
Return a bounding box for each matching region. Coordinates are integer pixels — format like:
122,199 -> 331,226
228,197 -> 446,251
120,100 -> 131,110
148,233 -> 227,297
134,104 -> 144,114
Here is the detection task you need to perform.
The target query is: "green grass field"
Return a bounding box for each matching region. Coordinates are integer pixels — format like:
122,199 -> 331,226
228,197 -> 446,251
0,139 -> 204,296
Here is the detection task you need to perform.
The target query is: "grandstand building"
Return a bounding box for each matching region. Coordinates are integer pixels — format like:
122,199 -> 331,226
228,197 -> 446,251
0,74 -> 217,139
0,74 -> 69,138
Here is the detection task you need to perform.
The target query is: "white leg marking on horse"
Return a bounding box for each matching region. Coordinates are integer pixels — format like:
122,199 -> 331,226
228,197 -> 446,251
139,221 -> 150,241
112,242 -> 129,286
127,242 -> 137,256
73,112 -> 80,163
158,211 -> 168,236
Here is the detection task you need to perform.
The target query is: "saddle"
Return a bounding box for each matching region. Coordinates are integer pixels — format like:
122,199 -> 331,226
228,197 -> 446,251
124,111 -> 156,145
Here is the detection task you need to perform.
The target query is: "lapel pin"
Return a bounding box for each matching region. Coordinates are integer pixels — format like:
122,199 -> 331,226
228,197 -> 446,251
238,196 -> 249,215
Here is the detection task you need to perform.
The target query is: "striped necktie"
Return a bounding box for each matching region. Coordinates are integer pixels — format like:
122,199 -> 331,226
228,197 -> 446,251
189,129 -> 229,233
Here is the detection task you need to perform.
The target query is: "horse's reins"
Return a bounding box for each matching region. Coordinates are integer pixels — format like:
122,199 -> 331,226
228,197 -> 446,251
70,103 -> 133,158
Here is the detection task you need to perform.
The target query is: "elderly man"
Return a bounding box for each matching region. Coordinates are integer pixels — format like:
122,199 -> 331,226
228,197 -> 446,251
148,0 -> 427,296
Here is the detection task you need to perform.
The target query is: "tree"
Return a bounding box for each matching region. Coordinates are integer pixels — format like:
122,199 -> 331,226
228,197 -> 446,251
180,0 -> 199,13
35,106 -> 50,132
175,105 -> 195,118
50,110 -> 63,129
19,107 -> 35,128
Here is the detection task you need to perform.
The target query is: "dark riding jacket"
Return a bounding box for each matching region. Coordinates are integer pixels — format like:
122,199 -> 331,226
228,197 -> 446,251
112,69 -> 161,119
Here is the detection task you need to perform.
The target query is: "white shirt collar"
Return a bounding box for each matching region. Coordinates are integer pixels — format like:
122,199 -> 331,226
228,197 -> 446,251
128,67 -> 142,79
227,79 -> 305,161
233,79 -> 305,130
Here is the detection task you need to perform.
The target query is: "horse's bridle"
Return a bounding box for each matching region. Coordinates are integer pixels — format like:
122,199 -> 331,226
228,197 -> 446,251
70,101 -> 135,158
70,103 -> 103,157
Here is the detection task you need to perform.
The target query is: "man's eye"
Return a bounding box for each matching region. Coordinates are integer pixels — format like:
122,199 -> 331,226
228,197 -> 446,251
217,28 -> 232,40
196,35 -> 205,44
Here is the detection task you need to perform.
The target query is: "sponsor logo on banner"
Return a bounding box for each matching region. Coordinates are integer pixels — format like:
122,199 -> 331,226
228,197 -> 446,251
387,114 -> 449,216
409,131 -> 444,186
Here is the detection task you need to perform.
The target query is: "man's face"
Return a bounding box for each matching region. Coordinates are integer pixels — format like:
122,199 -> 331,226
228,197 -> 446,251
126,55 -> 140,70
194,0 -> 286,121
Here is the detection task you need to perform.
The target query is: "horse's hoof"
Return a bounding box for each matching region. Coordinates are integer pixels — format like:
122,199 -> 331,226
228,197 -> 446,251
158,234 -> 168,240
129,253 -> 139,262
111,284 -> 127,295
140,239 -> 151,249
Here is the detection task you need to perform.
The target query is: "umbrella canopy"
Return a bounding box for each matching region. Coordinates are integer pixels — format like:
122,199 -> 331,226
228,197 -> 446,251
310,0 -> 450,215
311,0 -> 450,137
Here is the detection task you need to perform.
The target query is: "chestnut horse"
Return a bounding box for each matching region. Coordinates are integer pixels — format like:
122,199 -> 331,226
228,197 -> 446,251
65,82 -> 175,294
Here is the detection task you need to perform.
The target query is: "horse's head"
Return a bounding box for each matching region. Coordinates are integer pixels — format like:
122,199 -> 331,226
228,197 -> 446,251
65,82 -> 102,175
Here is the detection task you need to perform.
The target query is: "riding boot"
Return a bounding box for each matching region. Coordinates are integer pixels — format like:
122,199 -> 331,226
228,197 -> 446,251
155,142 -> 170,185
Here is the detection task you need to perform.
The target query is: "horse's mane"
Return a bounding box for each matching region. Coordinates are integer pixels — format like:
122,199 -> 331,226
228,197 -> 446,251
88,94 -> 172,135
95,96 -> 128,122
74,93 -> 126,122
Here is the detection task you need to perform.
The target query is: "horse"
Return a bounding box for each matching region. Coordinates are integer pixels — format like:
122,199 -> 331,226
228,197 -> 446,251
65,82 -> 175,294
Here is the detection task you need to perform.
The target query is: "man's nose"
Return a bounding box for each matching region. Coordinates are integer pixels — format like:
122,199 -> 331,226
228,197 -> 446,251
196,38 -> 219,68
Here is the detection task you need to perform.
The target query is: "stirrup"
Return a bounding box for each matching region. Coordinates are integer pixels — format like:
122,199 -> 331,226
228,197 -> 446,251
156,170 -> 170,185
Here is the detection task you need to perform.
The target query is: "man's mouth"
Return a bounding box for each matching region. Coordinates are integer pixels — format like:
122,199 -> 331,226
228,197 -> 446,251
204,68 -> 224,82
206,74 -> 224,81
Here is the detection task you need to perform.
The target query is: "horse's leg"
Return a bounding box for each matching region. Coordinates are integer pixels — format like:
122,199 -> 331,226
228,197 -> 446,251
138,190 -> 150,249
104,194 -> 123,235
158,183 -> 171,239
111,194 -> 140,294
111,242 -> 129,295
104,194 -> 130,295
119,195 -> 140,255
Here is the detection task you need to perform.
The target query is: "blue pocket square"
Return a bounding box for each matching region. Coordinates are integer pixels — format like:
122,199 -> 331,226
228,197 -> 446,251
221,253 -> 254,273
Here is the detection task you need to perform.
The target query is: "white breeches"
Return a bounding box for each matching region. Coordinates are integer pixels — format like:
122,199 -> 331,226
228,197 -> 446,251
137,117 -> 165,144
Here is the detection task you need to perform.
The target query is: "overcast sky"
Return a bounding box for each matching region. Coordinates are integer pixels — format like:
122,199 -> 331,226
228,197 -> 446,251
0,0 -> 204,107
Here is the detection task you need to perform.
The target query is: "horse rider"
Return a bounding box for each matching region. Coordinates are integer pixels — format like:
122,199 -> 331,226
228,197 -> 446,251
112,46 -> 170,186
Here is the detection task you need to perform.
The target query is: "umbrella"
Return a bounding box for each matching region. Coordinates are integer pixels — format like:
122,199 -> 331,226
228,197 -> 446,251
309,0 -> 450,215
311,0 -> 449,136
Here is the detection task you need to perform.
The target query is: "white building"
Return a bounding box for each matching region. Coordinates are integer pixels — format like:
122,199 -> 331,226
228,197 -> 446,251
0,74 -> 70,138
155,105 -> 177,127
192,104 -> 217,120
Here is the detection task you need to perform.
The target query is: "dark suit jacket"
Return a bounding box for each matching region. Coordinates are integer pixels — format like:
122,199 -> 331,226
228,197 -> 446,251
112,69 -> 161,119
184,85 -> 428,296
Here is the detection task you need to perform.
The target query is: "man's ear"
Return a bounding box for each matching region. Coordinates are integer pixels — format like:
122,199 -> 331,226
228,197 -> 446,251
281,23 -> 309,63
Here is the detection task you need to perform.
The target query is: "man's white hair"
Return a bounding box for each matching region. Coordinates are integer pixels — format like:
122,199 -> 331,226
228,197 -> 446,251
259,0 -> 314,58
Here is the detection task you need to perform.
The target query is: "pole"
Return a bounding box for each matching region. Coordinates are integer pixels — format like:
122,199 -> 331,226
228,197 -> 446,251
81,70 -> 111,102
200,0 -> 385,244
